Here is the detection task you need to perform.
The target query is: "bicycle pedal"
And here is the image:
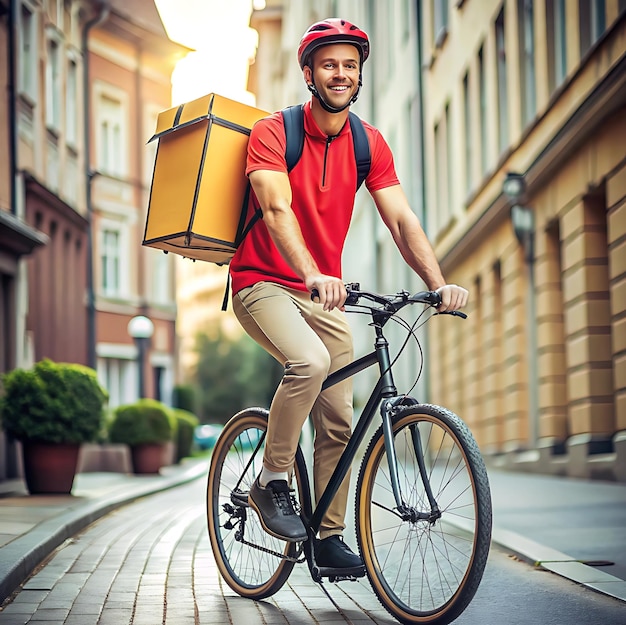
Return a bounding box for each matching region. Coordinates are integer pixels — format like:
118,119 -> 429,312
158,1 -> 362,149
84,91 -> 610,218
319,564 -> 366,582
329,574 -> 359,583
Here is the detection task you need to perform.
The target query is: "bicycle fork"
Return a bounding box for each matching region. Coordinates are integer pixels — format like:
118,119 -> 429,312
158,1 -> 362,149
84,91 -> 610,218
381,397 -> 442,524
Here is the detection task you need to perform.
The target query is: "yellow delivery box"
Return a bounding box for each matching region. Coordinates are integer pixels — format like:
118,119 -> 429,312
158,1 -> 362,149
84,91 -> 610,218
143,93 -> 269,265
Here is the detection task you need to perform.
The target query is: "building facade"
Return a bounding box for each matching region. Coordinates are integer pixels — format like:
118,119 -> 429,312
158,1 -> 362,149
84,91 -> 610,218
87,0 -> 187,408
249,0 -> 626,481
421,0 -> 625,481
0,0 -> 186,482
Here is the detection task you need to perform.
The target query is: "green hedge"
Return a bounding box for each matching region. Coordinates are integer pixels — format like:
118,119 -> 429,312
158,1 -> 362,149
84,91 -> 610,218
0,359 -> 108,444
172,408 -> 199,462
108,399 -> 175,446
172,384 -> 197,414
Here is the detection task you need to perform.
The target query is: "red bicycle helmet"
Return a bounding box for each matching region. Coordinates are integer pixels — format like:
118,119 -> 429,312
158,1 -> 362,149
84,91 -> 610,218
297,18 -> 370,69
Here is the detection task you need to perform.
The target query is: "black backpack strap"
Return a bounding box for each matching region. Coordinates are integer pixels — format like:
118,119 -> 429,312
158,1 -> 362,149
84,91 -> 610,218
348,112 -> 371,191
234,183 -> 262,246
223,185 -> 263,312
283,105 -> 370,190
282,105 -> 305,172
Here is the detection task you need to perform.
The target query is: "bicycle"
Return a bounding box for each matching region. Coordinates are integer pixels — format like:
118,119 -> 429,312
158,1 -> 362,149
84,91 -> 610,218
206,284 -> 492,625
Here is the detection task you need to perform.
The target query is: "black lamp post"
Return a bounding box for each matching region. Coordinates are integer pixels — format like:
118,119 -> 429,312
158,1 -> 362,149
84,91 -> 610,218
127,315 -> 154,400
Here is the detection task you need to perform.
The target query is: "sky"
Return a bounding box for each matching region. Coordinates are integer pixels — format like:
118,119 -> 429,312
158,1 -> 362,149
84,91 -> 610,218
154,0 -> 263,105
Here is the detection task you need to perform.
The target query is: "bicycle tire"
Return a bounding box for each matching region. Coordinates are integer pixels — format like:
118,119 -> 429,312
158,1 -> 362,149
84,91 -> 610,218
206,407 -> 310,599
355,404 -> 492,625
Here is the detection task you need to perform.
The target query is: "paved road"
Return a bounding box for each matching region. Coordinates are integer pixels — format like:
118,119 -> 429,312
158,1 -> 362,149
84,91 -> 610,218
0,478 -> 624,625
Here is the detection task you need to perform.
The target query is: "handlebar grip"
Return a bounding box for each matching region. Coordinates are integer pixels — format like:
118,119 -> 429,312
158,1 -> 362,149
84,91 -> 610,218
427,291 -> 442,307
311,284 -> 358,305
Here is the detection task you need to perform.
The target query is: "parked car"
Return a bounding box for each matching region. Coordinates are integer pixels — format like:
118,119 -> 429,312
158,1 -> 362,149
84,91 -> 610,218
193,423 -> 266,452
193,424 -> 223,451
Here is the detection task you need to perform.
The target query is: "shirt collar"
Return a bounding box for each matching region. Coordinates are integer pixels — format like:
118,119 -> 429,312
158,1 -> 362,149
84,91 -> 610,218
303,101 -> 350,139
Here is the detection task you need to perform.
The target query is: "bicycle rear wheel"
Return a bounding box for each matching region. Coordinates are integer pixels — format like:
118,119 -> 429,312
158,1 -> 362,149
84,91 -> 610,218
206,407 -> 310,599
356,404 -> 492,625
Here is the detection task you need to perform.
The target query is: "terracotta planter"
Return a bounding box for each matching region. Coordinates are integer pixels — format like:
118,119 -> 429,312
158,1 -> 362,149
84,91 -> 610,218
130,443 -> 167,474
22,441 -> 81,494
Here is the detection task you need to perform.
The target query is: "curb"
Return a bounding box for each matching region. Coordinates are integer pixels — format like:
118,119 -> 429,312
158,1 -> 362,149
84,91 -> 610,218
0,461 -> 207,604
490,526 -> 626,603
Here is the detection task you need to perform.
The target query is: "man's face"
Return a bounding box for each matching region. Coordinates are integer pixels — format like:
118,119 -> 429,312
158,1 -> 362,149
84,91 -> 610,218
305,43 -> 361,109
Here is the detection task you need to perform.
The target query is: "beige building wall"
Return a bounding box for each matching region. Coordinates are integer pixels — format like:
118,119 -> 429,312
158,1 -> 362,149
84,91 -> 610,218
424,1 -> 626,480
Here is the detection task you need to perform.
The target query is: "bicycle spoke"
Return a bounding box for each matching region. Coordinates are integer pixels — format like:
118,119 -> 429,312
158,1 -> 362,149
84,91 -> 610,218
356,406 -> 491,624
207,409 -> 308,599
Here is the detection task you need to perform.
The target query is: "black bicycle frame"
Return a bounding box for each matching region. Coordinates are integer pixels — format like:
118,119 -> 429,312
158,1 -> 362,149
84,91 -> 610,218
307,323 -> 407,533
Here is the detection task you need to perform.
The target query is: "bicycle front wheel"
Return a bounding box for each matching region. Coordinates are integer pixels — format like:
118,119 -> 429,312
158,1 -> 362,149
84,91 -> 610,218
356,404 -> 492,625
206,408 -> 310,599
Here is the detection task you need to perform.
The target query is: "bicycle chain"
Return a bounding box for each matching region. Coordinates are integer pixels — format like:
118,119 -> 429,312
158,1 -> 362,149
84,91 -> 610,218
236,532 -> 306,563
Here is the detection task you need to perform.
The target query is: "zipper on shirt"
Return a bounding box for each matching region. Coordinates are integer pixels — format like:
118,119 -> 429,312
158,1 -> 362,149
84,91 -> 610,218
322,135 -> 338,187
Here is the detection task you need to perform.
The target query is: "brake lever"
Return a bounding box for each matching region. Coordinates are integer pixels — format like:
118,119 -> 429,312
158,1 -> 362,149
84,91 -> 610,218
435,310 -> 468,319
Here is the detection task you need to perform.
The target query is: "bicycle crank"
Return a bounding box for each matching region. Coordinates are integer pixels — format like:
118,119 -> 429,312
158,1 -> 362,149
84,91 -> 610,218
222,500 -> 305,563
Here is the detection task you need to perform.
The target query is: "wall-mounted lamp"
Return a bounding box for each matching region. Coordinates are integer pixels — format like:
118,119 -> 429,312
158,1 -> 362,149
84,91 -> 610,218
503,172 -> 534,262
502,171 -> 526,203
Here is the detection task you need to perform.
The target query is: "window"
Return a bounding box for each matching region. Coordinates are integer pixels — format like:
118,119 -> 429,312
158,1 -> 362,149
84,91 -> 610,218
153,366 -> 165,402
434,121 -> 443,232
518,0 -> 536,127
546,0 -> 567,93
45,37 -> 61,130
98,357 -> 134,408
579,0 -> 606,56
433,105 -> 452,229
144,105 -> 162,186
101,228 -> 121,296
374,1 -> 393,85
444,103 -> 453,216
97,91 -> 125,177
495,8 -> 508,154
19,3 -> 37,99
66,59 -> 78,146
433,0 -> 449,47
401,0 -> 410,42
463,72 -> 472,193
152,251 -> 172,305
478,45 -> 488,175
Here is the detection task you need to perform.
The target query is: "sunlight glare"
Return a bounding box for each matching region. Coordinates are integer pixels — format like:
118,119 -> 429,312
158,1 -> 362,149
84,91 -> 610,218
155,0 -> 257,105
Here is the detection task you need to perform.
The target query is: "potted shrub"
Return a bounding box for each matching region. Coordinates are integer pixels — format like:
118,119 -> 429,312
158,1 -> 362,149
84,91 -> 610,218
172,408 -> 199,463
108,399 -> 175,474
0,359 -> 108,494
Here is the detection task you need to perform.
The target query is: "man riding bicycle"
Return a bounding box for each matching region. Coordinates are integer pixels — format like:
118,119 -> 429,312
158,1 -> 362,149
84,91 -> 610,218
229,18 -> 468,576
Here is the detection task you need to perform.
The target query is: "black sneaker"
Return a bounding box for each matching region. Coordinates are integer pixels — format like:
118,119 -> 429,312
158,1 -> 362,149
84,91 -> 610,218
248,478 -> 308,542
315,535 -> 365,577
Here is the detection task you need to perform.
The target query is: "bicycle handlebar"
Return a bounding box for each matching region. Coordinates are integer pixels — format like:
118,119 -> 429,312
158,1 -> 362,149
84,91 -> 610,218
311,283 -> 467,318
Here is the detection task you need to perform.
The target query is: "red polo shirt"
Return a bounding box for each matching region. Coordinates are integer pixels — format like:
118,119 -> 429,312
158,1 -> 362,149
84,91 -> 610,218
230,101 -> 399,295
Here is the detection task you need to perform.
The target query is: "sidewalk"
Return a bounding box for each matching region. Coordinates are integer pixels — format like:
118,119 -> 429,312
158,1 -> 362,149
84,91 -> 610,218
486,468 -> 626,602
0,460 -> 625,606
0,458 -> 208,604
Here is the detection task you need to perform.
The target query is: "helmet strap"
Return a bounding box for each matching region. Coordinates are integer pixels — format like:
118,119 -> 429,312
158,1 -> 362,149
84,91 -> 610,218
307,73 -> 362,114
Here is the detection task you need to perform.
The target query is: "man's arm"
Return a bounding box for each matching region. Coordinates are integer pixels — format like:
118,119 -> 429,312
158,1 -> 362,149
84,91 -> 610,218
248,169 -> 346,310
371,184 -> 468,312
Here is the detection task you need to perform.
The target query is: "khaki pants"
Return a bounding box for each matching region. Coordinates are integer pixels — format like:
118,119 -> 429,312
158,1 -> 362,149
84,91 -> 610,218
233,282 -> 353,539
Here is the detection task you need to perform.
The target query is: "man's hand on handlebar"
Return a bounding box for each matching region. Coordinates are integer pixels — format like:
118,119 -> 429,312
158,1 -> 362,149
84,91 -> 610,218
435,284 -> 469,313
307,275 -> 347,312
